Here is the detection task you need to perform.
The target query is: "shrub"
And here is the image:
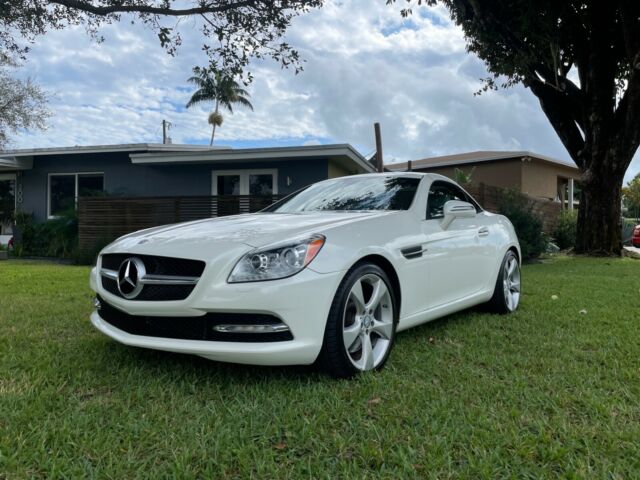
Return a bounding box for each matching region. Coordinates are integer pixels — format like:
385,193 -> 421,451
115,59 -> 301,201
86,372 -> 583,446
554,209 -> 578,250
498,189 -> 548,261
14,209 -> 78,258
72,237 -> 112,266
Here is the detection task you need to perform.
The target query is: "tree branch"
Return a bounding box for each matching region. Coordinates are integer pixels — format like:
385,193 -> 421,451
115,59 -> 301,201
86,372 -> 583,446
527,76 -> 586,169
47,0 -> 261,16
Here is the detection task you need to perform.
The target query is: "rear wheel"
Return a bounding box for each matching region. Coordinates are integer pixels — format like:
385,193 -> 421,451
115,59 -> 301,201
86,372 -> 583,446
487,250 -> 521,314
319,263 -> 397,378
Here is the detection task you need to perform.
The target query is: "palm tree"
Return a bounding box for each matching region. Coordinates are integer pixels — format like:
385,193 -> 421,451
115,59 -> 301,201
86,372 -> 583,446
186,69 -> 254,145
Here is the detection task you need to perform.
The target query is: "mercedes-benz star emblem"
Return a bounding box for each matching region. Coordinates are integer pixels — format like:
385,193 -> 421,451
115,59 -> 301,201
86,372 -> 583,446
117,257 -> 146,299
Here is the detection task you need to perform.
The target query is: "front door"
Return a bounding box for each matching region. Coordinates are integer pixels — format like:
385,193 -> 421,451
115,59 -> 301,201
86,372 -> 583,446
212,169 -> 278,214
0,174 -> 16,236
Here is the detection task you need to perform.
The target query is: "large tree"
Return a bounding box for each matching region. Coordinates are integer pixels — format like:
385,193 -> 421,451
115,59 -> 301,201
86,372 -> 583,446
391,0 -> 640,255
0,0 -> 323,79
0,57 -> 50,149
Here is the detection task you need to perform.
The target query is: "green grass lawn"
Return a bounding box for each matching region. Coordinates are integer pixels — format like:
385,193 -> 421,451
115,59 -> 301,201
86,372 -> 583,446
1,257 -> 639,478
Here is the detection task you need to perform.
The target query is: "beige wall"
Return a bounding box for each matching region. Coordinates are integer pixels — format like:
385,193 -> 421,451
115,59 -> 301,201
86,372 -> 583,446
520,158 -> 581,200
328,159 -> 351,179
412,157 -> 580,201
417,159 -> 522,190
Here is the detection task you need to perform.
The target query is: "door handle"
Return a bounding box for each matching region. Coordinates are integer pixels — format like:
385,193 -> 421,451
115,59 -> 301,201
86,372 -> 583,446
478,227 -> 490,237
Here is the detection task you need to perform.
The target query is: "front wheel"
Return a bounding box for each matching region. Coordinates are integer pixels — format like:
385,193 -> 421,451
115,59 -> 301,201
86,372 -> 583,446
487,250 -> 521,314
318,263 -> 397,379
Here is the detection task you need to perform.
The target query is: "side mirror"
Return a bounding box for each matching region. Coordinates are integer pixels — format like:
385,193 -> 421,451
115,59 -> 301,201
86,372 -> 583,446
441,200 -> 476,229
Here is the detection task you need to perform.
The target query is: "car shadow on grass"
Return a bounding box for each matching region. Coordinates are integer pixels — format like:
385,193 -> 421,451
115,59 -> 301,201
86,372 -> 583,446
97,339 -> 323,384
86,304 -> 497,386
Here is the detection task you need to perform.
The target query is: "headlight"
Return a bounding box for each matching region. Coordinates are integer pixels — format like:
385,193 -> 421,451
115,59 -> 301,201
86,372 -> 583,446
228,234 -> 326,283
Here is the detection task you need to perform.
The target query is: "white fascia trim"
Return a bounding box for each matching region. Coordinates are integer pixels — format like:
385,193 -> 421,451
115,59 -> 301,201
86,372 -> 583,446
391,151 -> 579,171
130,145 -> 376,173
0,144 -> 226,158
0,156 -> 33,170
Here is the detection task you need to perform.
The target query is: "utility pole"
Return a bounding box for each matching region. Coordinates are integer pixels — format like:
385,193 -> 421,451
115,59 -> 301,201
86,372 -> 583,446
374,122 -> 384,172
162,120 -> 172,144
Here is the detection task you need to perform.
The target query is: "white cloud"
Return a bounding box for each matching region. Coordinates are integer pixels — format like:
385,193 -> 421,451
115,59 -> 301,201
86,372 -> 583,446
11,0 -> 640,182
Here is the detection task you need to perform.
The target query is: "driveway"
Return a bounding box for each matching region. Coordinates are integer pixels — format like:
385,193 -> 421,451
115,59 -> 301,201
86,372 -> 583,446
624,245 -> 640,258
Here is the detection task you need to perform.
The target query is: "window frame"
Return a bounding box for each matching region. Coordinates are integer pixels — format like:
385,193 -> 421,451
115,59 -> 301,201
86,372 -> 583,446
211,169 -> 279,196
47,172 -> 105,219
0,173 -> 17,212
425,180 -> 483,221
0,173 -> 17,235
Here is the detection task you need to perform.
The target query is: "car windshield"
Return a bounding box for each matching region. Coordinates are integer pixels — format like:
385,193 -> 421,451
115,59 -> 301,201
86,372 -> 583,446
265,176 -> 421,213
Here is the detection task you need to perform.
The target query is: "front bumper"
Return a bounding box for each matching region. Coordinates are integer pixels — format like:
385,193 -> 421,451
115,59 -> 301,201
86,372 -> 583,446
90,266 -> 344,366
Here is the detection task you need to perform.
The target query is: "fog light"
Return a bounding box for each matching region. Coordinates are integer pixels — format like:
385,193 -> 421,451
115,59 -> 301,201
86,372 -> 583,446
213,324 -> 290,333
93,297 -> 102,310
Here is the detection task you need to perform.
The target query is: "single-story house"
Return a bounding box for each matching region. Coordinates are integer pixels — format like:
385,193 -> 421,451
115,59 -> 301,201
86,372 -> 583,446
387,150 -> 581,208
0,143 -> 375,243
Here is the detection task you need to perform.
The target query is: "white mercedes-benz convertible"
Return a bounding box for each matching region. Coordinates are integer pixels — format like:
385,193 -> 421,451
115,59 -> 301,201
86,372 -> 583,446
90,173 -> 521,378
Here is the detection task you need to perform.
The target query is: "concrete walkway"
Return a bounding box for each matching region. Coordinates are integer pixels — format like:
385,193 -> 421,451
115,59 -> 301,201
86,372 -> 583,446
623,246 -> 640,259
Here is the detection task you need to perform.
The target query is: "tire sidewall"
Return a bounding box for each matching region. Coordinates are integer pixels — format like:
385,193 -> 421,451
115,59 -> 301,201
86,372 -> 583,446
498,251 -> 520,313
326,263 -> 398,376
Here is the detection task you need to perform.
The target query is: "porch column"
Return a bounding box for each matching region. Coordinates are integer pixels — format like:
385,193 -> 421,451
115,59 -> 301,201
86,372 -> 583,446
568,178 -> 575,210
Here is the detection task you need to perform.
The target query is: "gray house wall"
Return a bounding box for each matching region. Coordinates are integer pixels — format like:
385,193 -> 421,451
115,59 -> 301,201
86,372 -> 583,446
19,151 -> 329,222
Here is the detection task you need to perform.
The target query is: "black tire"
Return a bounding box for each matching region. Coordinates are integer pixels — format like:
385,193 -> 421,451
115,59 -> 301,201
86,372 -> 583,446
487,250 -> 521,314
318,262 -> 398,379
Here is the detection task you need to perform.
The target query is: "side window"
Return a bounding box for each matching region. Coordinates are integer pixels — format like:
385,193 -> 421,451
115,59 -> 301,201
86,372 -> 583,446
426,182 -> 468,220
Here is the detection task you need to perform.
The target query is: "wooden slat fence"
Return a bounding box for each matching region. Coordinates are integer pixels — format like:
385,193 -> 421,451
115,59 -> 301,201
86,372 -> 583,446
78,195 -> 282,250
78,184 -> 562,251
465,182 -> 562,233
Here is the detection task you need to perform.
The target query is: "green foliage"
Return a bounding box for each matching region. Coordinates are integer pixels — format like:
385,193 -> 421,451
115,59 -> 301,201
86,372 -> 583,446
453,167 -> 475,186
497,189 -> 547,260
622,218 -> 637,245
553,209 -> 578,250
186,68 -> 254,113
186,68 -> 254,145
623,174 -> 640,220
0,57 -> 50,148
389,0 -> 640,255
14,209 -> 78,258
1,1 -> 321,81
72,237 -> 112,266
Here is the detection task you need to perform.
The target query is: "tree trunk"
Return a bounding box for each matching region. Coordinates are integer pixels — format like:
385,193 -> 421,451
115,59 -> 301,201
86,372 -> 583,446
574,151 -> 626,256
210,99 -> 220,146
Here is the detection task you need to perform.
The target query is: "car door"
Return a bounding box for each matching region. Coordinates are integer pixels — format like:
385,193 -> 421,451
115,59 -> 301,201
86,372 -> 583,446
420,180 -> 491,308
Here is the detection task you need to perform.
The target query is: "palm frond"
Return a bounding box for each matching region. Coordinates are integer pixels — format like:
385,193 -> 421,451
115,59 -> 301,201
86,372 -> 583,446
186,90 -> 215,108
231,95 -> 254,111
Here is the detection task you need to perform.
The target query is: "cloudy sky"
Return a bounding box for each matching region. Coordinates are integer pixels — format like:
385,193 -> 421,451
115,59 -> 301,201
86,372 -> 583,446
13,0 -> 640,182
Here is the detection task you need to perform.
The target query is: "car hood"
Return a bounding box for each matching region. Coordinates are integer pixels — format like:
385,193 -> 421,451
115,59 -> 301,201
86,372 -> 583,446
103,211 -> 398,257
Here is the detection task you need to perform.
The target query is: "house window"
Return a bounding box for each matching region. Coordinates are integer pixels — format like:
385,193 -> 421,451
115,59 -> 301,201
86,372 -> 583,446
212,169 -> 278,196
0,173 -> 16,235
48,172 -> 104,218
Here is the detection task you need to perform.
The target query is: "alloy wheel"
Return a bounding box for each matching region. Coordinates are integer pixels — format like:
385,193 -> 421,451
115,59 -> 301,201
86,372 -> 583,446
342,273 -> 394,371
502,256 -> 521,311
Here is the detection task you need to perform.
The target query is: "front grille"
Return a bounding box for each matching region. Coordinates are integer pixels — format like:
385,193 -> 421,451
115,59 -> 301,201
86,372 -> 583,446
100,254 -> 206,301
101,277 -> 196,301
96,296 -> 293,343
101,254 -> 205,277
